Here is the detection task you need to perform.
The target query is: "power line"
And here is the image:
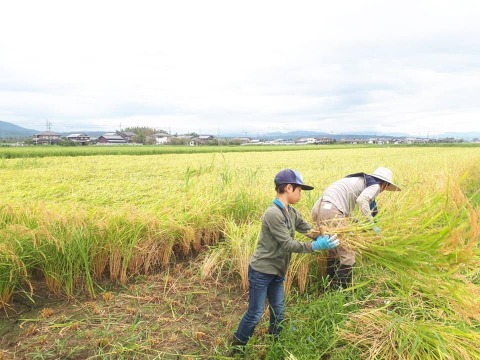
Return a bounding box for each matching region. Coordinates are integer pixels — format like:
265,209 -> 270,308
15,121 -> 111,130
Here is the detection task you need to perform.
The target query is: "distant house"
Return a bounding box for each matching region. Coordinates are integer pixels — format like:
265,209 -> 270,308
120,131 -> 136,143
339,138 -> 361,144
198,135 -> 215,141
197,135 -> 217,145
152,133 -> 172,145
33,131 -> 61,145
170,135 -> 195,146
405,137 -> 421,144
235,137 -> 251,142
66,133 -> 90,145
97,133 -> 127,144
314,137 -> 334,144
296,137 -> 316,144
232,137 -> 252,145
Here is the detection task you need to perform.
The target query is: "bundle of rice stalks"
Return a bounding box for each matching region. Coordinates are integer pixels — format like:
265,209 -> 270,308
333,174 -> 480,358
321,177 -> 477,277
340,308 -> 480,360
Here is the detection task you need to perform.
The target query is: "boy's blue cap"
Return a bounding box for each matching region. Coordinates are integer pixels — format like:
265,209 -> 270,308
274,169 -> 314,190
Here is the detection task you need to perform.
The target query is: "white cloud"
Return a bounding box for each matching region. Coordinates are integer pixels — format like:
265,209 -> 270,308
1,0 -> 480,136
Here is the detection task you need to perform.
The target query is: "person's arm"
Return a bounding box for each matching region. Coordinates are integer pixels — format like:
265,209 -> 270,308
291,208 -> 340,250
290,207 -> 317,238
292,208 -> 321,239
264,209 -> 313,253
356,184 -> 381,221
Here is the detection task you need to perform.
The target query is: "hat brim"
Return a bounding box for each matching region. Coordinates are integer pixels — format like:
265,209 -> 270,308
385,183 -> 401,191
275,182 -> 314,190
300,184 -> 314,191
371,175 -> 401,191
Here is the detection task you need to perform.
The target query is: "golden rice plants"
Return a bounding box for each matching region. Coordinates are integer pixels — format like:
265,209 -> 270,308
90,222 -> 110,280
100,207 -> 148,283
339,308 -> 480,360
0,146 -> 479,308
126,212 -> 184,275
34,222 -> 79,297
0,204 -> 43,306
205,147 -> 480,296
0,238 -> 29,307
0,202 -> 97,299
183,205 -> 225,251
68,226 -> 97,298
201,219 -> 260,290
284,253 -> 318,295
330,180 -> 480,320
330,173 -> 480,359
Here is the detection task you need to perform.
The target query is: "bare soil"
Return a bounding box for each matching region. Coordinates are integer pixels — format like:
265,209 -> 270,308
0,254 -> 248,359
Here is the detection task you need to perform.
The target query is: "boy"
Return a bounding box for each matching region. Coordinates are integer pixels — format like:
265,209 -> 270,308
232,169 -> 339,348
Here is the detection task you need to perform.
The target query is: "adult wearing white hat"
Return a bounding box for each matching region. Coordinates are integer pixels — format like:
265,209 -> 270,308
311,167 -> 401,289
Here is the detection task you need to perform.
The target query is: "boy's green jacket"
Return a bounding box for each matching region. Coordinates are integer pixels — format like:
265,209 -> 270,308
250,200 -> 313,277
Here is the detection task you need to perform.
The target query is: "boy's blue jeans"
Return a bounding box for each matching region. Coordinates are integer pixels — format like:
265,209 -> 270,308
234,266 -> 285,344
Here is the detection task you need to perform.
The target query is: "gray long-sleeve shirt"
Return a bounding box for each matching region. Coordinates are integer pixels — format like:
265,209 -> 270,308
249,201 -> 313,277
313,176 -> 380,221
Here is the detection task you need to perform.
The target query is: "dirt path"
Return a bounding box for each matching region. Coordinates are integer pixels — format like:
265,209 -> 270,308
0,255 -> 247,359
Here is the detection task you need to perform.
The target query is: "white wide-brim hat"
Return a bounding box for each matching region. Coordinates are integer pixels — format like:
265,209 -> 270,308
370,167 -> 401,191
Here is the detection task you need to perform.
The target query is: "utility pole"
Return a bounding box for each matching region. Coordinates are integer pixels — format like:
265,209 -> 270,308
46,120 -> 52,145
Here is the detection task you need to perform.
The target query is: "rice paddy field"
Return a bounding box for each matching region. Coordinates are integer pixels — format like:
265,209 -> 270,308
0,145 -> 479,359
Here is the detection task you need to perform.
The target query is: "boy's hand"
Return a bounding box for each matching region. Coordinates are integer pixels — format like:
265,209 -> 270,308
312,234 -> 339,251
308,229 -> 322,239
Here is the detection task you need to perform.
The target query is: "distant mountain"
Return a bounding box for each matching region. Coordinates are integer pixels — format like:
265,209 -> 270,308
233,130 -> 479,140
244,131 -> 404,140
262,130 -> 480,140
0,121 -> 39,137
439,132 -> 480,140
220,130 -> 332,139
0,121 -> 109,138
338,131 -> 410,138
265,130 -> 330,138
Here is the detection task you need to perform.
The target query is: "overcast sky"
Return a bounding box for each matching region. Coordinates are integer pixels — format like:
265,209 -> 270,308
1,0 -> 479,136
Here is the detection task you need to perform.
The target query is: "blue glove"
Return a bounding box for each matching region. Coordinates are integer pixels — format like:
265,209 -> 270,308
372,226 -> 381,234
312,234 -> 339,251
